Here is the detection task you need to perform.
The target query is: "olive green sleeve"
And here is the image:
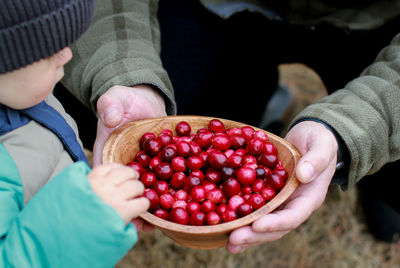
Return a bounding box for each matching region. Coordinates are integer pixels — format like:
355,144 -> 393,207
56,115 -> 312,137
290,32 -> 400,186
62,0 -> 176,115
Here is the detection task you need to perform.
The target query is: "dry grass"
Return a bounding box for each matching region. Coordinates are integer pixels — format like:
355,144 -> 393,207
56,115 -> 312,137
88,64 -> 400,268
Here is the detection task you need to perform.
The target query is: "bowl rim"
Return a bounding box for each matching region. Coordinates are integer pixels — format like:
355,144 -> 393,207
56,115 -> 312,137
103,115 -> 300,234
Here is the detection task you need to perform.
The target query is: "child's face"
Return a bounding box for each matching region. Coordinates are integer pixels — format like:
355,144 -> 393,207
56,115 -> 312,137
0,47 -> 72,109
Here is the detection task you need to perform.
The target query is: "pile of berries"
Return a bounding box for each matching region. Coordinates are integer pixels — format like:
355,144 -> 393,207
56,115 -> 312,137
128,119 -> 288,226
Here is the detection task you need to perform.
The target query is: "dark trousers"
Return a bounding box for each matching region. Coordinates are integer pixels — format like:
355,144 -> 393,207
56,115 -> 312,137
56,0 -> 400,220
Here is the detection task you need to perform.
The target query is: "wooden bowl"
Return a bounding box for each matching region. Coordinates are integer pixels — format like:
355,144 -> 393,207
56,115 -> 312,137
103,115 -> 300,249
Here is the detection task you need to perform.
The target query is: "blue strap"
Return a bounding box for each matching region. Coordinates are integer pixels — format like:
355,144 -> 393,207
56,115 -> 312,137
0,102 -> 88,165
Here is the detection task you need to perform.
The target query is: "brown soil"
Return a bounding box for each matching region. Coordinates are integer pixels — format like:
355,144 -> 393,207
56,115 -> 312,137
88,64 -> 400,268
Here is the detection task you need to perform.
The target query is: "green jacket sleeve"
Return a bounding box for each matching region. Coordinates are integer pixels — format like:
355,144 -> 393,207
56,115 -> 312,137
290,32 -> 400,186
62,0 -> 176,115
0,145 -> 137,268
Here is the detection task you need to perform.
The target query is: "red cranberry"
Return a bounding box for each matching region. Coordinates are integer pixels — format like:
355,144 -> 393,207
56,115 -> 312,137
190,186 -> 206,202
143,188 -> 159,210
160,129 -> 173,137
139,132 -> 156,149
201,200 -> 216,213
230,134 -> 246,149
154,162 -> 173,180
212,134 -> 231,151
143,137 -> 163,156
228,154 -> 243,169
236,167 -> 256,185
205,168 -> 221,184
176,141 -> 191,157
153,208 -> 169,220
187,202 -> 201,214
174,189 -> 189,201
199,151 -> 208,164
249,193 -> 265,210
252,179 -> 266,193
242,155 -> 257,164
154,180 -> 169,195
172,200 -> 188,210
187,155 -> 204,170
169,208 -> 189,225
242,185 -> 252,195
202,181 -> 217,193
148,156 -> 162,170
224,149 -> 235,159
226,127 -> 242,137
135,150 -> 151,167
228,195 -> 245,212
261,186 -> 276,201
170,172 -> 186,189
263,142 -> 277,155
241,126 -> 255,141
189,170 -> 204,181
189,141 -> 202,155
253,130 -> 268,141
195,130 -> 214,148
258,153 -> 278,169
222,178 -> 241,197
237,203 -> 253,217
140,172 -> 156,187
274,168 -> 288,181
183,175 -> 201,192
175,121 -> 191,136
206,212 -> 221,225
255,167 -> 266,178
208,119 -> 225,133
160,193 -> 175,209
221,209 -> 238,222
216,204 -> 229,215
221,166 -> 234,179
207,151 -> 228,170
126,161 -> 144,176
171,156 -> 186,172
268,172 -> 285,190
206,189 -> 224,204
190,211 -> 206,226
235,148 -> 247,156
158,133 -> 173,147
160,145 -> 178,162
246,138 -> 265,156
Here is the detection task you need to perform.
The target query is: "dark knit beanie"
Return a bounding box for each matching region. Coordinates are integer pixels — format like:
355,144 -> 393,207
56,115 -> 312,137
0,0 -> 94,74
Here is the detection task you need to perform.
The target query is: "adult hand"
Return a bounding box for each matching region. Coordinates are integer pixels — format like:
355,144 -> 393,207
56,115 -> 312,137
227,121 -> 338,253
92,84 -> 167,167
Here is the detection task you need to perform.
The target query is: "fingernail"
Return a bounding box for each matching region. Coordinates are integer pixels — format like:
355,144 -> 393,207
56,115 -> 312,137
103,107 -> 118,122
300,161 -> 314,183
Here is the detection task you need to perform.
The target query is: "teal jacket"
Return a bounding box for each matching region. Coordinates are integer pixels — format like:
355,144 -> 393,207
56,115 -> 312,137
0,95 -> 138,267
0,145 -> 138,267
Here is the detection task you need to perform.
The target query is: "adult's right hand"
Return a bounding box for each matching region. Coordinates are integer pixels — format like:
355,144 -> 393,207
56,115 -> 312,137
92,84 -> 167,167
227,120 -> 339,253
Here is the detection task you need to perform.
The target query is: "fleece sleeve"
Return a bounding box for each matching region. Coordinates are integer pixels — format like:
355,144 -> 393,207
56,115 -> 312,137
62,0 -> 176,115
0,146 -> 137,268
290,32 -> 400,186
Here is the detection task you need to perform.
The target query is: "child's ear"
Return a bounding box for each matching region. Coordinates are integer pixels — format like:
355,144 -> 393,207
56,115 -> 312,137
54,47 -> 73,68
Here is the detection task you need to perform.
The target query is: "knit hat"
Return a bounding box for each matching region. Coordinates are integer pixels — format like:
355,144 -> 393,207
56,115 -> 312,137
0,0 -> 94,74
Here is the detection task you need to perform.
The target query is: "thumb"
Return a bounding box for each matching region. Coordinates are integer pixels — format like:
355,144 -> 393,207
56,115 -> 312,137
295,133 -> 337,184
97,94 -> 124,128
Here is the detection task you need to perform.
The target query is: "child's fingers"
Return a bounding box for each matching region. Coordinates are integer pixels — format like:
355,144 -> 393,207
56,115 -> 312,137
118,180 -> 145,199
104,165 -> 139,185
126,197 -> 150,218
88,163 -> 125,179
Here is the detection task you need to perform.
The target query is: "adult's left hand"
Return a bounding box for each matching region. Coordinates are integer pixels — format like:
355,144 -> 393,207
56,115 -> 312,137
91,84 -> 167,167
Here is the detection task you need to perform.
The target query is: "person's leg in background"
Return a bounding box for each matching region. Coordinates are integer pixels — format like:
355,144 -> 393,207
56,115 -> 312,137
158,0 -> 281,129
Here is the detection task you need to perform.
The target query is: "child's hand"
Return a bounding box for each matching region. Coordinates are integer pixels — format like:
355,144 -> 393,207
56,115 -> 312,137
88,163 -> 150,225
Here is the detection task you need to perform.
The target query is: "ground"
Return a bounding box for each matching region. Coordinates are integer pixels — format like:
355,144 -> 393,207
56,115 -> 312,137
88,63 -> 400,268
